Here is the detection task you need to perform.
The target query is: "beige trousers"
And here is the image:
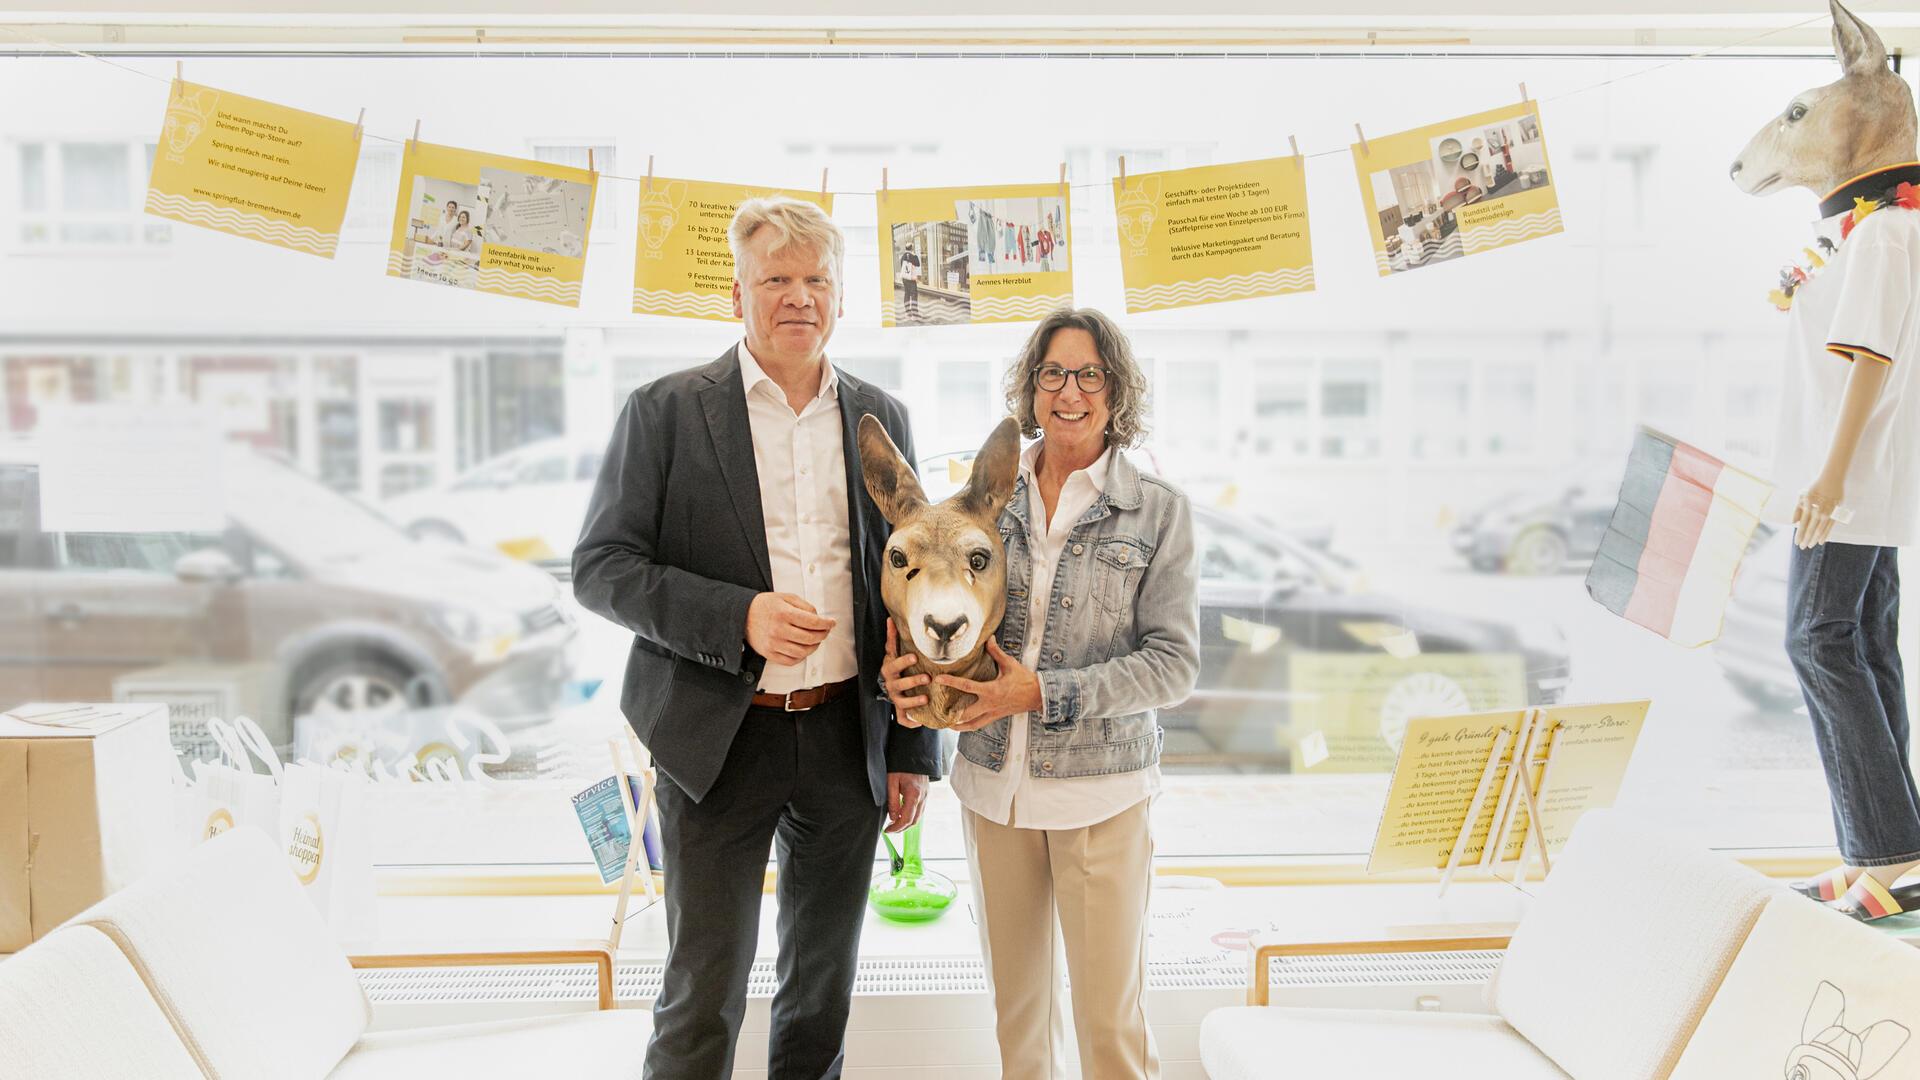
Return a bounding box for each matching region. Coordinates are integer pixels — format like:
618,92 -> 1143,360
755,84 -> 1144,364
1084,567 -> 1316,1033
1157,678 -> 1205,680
962,799 -> 1159,1080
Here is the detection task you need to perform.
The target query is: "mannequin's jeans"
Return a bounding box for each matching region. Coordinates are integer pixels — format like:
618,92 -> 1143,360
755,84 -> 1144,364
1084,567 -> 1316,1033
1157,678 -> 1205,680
1786,541 -> 1920,866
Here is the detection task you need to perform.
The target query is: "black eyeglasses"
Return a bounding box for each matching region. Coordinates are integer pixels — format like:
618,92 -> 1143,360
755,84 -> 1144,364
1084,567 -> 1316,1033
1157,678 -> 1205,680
1033,365 -> 1108,393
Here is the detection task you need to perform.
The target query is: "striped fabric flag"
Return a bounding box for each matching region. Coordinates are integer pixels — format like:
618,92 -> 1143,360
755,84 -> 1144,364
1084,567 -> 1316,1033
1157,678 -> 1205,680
1585,428 -> 1773,647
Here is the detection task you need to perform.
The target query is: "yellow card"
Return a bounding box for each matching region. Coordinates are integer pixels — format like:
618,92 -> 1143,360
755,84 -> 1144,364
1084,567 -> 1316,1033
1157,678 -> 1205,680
145,79 -> 362,258
875,183 -> 1071,326
1285,652 -> 1525,774
1352,101 -> 1560,277
1113,157 -> 1313,312
387,140 -> 597,307
631,179 -> 833,320
1367,707 -> 1524,873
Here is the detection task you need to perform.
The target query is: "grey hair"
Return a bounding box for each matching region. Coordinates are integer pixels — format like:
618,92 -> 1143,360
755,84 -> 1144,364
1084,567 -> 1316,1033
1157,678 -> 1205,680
727,196 -> 845,290
1003,307 -> 1151,449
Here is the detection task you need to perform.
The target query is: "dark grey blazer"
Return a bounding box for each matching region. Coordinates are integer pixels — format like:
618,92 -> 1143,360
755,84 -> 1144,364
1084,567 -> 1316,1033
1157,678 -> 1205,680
572,345 -> 940,804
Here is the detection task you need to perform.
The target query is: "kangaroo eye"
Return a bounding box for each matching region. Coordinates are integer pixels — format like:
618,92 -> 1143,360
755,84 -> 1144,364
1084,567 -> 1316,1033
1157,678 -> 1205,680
968,550 -> 990,573
1788,103 -> 1808,122
889,548 -> 908,569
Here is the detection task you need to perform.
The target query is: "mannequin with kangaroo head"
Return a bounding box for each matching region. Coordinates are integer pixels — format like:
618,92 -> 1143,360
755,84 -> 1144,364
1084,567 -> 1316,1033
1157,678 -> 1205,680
1733,0 -> 1920,918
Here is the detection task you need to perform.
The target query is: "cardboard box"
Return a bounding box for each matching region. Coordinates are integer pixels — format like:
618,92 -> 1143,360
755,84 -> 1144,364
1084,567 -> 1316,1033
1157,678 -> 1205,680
0,703 -> 180,951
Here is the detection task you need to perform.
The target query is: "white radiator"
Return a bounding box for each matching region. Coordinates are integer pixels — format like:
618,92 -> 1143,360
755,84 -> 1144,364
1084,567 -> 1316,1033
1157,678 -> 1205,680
360,950 -> 1502,1078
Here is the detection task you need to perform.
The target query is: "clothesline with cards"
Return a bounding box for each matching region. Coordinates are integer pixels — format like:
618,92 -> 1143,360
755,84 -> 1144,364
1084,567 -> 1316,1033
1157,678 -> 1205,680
0,4 -> 1841,317
1,1 -> 1847,187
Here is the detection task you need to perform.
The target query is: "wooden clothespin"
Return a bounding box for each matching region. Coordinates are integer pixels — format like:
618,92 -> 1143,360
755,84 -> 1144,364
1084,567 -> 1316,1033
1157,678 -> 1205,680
587,148 -> 596,173
1355,123 -> 1370,156
1289,135 -> 1301,168
353,108 -> 365,141
881,167 -> 888,203
1118,155 -> 1127,185
173,61 -> 182,100
644,154 -> 653,191
410,119 -> 421,149
1519,82 -> 1529,103
1058,162 -> 1067,198
820,168 -> 829,199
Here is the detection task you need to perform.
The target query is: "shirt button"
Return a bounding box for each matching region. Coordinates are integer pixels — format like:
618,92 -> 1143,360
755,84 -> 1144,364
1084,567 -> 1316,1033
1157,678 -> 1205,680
809,564 -> 818,574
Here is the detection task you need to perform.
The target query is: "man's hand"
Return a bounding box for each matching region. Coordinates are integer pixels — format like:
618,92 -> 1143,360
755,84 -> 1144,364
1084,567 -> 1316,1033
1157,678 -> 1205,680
745,592 -> 835,666
882,619 -> 930,725
932,638 -> 1043,732
886,771 -> 928,833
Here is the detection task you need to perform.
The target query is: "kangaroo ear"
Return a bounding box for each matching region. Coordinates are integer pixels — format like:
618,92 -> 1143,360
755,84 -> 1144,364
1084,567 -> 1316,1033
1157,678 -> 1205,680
665,180 -> 686,206
1143,176 -> 1162,202
1859,1020 -> 1911,1079
1833,0 -> 1889,77
858,413 -> 929,526
958,416 -> 1022,524
1806,981 -> 1848,1044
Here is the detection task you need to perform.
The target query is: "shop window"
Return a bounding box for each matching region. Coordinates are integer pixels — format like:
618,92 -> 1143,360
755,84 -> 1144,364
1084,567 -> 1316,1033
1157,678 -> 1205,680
1251,359 -> 1312,459
1482,360 -> 1537,457
378,401 -> 435,453
1409,360 -> 1471,460
1321,359 -> 1382,459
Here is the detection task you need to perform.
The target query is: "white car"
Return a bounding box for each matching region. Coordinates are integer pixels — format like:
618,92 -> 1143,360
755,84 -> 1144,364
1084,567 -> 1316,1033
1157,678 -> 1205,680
382,437 -> 605,572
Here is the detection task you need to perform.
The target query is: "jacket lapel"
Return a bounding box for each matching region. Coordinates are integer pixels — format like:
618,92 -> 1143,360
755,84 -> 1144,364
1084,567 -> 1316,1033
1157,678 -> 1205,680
698,345 -> 774,591
837,374 -> 877,614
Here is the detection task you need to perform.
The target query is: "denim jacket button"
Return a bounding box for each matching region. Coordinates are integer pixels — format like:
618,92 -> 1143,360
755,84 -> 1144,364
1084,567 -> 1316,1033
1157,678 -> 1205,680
1041,761 -> 1054,772
1052,650 -> 1064,663
1072,543 -> 1084,555
1061,596 -> 1073,608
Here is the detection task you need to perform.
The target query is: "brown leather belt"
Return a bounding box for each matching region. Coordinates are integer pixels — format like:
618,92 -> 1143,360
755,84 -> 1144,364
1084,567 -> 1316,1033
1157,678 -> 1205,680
751,677 -> 856,713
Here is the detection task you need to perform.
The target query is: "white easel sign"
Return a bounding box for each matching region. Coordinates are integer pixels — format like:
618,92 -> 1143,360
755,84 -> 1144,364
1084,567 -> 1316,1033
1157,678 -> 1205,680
1365,699 -> 1650,893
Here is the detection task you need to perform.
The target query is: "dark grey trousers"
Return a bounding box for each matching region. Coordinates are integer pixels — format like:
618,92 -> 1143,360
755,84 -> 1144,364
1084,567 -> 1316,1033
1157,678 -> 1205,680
642,693 -> 884,1080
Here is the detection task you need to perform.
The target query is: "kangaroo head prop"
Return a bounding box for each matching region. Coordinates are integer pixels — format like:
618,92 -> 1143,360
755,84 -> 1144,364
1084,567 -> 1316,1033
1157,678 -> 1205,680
1732,1 -> 1918,198
858,414 -> 1021,729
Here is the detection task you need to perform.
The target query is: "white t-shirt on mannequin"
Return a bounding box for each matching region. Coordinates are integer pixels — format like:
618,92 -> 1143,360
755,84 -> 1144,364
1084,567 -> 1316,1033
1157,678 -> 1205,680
1773,206 -> 1920,548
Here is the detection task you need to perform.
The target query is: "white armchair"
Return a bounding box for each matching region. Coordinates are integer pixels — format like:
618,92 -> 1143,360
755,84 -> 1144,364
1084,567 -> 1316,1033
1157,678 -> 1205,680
0,827 -> 650,1079
1201,810 -> 1786,1079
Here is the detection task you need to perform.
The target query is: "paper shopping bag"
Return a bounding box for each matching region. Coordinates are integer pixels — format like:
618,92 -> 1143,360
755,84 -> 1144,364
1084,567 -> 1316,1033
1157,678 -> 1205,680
186,716 -> 282,843
278,762 -> 377,942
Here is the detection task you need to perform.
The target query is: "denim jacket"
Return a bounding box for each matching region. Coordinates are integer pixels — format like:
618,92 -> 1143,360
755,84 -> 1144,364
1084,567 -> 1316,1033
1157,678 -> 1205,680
955,448 -> 1201,778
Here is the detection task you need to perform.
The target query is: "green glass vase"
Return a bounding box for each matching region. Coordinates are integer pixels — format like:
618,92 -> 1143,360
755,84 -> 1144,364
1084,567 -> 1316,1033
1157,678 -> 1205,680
867,822 -> 957,924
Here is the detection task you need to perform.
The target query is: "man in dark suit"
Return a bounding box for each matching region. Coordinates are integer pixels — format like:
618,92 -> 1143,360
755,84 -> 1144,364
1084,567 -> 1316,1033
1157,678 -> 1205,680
574,196 -> 939,1079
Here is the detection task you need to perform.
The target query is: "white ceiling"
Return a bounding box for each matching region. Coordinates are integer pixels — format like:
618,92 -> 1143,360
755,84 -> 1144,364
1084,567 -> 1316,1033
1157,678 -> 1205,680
0,0 -> 1901,14
6,1 -> 1920,50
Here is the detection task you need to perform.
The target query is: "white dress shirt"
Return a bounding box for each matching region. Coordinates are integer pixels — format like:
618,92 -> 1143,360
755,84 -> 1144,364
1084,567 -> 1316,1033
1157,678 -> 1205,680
739,341 -> 858,693
952,439 -> 1162,830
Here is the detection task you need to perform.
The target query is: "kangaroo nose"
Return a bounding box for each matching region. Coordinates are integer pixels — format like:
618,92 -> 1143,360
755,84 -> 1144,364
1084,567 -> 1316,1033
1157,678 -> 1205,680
924,613 -> 969,646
